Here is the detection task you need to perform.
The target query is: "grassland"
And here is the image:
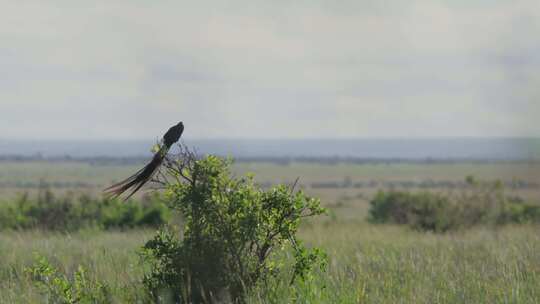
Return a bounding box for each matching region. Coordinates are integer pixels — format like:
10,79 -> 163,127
0,160 -> 539,303
1,223 -> 539,303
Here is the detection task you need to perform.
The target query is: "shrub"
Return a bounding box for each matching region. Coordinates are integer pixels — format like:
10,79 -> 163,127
141,148 -> 327,303
0,190 -> 170,231
369,191 -> 455,232
369,191 -> 415,224
369,176 -> 540,232
26,255 -> 112,304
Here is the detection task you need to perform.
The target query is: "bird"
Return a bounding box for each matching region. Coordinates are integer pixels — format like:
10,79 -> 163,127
104,121 -> 184,201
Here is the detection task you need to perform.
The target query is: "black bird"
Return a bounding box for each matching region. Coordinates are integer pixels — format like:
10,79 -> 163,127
104,121 -> 184,201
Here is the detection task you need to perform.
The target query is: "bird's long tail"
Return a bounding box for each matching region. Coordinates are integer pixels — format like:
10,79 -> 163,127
103,147 -> 168,201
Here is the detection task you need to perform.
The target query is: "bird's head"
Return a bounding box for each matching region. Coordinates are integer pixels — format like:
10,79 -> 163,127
175,121 -> 184,132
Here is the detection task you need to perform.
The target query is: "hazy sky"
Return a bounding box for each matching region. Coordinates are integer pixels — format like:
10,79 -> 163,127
1,0 -> 539,140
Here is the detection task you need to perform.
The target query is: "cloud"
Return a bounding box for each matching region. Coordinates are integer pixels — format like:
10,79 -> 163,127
0,0 -> 538,140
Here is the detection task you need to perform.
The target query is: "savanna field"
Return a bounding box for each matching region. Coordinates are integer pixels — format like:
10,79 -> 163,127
2,0 -> 540,302
1,159 -> 539,303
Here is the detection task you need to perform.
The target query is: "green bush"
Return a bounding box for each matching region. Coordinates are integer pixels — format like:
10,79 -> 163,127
141,152 -> 327,303
368,191 -> 455,232
369,176 -> 540,232
0,190 -> 170,231
26,255 -> 112,304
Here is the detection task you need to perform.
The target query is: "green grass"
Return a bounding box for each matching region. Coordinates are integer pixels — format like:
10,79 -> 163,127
287,222 -> 540,303
0,229 -> 153,303
2,223 -> 539,303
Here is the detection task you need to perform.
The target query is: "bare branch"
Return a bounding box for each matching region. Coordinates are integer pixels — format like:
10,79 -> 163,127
289,177 -> 300,195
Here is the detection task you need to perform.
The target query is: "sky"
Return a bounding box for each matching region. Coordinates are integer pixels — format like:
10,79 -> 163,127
0,0 -> 539,140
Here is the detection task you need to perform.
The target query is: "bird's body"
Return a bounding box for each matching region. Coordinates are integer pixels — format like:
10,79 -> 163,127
104,122 -> 184,201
